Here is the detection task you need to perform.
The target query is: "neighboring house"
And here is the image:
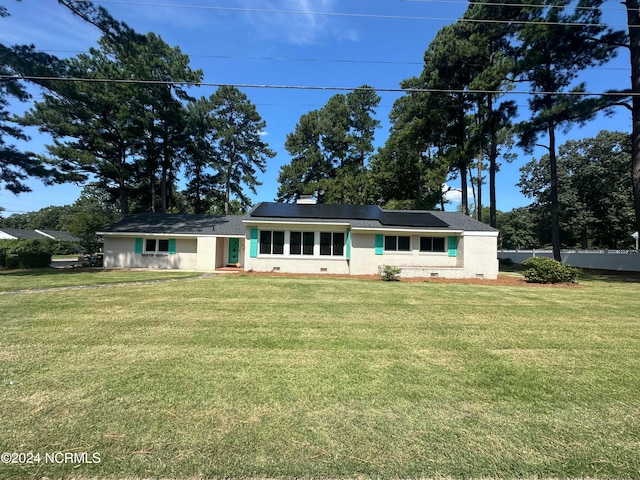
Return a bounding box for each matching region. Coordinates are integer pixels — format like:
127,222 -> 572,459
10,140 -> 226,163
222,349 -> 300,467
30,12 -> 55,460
35,229 -> 80,242
99,201 -> 499,279
0,228 -> 79,242
0,228 -> 47,240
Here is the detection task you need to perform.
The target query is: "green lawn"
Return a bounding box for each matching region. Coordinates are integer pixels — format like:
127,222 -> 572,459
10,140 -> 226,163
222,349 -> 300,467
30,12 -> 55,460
0,268 -> 201,292
1,272 -> 639,479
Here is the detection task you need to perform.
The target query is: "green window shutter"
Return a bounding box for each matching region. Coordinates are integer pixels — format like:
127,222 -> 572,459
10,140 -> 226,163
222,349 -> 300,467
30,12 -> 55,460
374,234 -> 384,255
168,238 -> 177,254
134,237 -> 143,254
249,228 -> 258,258
346,230 -> 351,260
448,236 -> 458,257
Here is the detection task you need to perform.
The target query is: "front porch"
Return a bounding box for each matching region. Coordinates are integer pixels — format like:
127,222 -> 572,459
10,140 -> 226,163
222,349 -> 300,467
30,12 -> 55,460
215,265 -> 244,273
214,236 -> 245,269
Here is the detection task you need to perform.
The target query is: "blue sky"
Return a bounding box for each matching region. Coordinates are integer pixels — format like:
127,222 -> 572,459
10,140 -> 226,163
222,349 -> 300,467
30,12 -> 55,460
0,0 -> 633,216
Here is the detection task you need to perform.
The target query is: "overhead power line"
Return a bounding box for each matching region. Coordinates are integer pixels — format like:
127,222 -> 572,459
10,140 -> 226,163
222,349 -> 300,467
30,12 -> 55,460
34,49 -> 631,72
1,74 -> 635,98
92,1 -> 625,28
402,0 -> 625,14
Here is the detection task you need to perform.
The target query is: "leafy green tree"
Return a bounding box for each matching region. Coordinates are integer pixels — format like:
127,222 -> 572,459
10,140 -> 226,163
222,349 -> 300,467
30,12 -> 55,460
19,45 -> 137,215
181,97 -> 223,214
0,205 -> 71,230
496,207 -> 538,250
126,33 -> 202,214
419,23 -> 478,215
519,131 -> 634,249
18,4 -> 201,216
369,109 -> 448,210
621,1 -> 640,250
277,86 -> 380,204
515,0 -> 625,260
277,110 -> 327,202
60,185 -> 120,252
462,2 -> 521,226
207,86 -> 274,215
0,6 -> 61,195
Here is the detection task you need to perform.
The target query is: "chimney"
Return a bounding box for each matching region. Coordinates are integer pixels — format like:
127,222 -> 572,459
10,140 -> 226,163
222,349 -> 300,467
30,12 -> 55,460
296,195 -> 317,205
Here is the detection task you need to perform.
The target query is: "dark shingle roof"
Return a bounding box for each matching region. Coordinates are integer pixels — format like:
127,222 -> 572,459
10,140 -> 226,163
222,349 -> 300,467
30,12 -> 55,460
248,202 -> 497,232
429,211 -> 497,232
0,228 -> 48,240
36,230 -> 80,242
100,213 -> 246,236
100,207 -> 497,236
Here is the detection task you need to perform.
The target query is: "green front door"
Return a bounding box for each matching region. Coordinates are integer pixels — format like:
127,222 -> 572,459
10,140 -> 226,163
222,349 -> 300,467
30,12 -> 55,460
227,238 -> 240,265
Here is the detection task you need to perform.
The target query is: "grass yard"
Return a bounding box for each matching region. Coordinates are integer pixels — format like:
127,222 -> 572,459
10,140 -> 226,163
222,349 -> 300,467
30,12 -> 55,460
1,271 -> 639,479
0,268 -> 201,292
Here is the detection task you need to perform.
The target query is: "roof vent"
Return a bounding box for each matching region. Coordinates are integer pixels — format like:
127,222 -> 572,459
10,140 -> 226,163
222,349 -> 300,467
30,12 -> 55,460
296,195 -> 317,205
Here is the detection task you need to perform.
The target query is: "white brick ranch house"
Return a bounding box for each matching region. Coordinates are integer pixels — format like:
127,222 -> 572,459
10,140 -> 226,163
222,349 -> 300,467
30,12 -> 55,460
98,201 -> 499,279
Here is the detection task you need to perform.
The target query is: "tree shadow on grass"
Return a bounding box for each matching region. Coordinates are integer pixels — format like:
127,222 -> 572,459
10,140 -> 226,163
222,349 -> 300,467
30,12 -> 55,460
578,268 -> 640,284
500,262 -> 640,284
0,267 -> 100,278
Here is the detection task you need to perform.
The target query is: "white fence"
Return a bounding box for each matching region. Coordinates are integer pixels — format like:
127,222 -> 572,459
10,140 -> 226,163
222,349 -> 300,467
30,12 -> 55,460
498,249 -> 640,272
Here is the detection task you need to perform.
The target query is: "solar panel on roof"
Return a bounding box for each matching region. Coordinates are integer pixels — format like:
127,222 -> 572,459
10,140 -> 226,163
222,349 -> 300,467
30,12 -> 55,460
379,211 -> 449,228
250,202 -> 450,228
251,202 -> 382,220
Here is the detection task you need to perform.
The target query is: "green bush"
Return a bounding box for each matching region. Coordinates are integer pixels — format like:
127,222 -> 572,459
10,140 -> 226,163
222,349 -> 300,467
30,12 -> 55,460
380,265 -> 402,281
522,257 -> 579,284
50,240 -> 81,255
16,251 -> 52,268
0,239 -> 54,269
5,255 -> 19,269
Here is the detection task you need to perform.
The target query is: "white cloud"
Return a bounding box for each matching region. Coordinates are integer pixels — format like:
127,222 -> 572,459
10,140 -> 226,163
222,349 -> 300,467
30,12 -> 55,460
1,5 -> 100,52
239,0 -> 351,45
442,183 -> 474,205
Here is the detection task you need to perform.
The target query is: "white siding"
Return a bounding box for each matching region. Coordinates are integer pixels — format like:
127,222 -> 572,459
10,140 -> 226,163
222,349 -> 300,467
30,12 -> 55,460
244,224 -> 349,274
196,236 -> 217,271
461,233 -> 499,279
103,224 -> 498,278
349,232 -> 459,276
103,236 -> 198,270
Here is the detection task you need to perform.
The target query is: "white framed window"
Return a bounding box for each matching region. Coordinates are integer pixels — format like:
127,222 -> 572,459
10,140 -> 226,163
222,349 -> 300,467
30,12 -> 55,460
420,236 -> 446,252
320,232 -> 345,256
384,235 -> 410,252
290,231 -> 315,255
145,238 -> 170,254
259,230 -> 285,255
256,230 -> 346,257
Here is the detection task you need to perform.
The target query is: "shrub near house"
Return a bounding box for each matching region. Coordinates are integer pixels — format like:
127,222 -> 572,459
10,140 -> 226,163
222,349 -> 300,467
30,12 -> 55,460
523,257 -> 579,284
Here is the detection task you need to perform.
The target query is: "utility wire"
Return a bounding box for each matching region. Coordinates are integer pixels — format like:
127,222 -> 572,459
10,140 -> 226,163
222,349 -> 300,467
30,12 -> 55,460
402,0 -> 625,14
91,1 -> 626,28
30,50 -> 631,71
1,74 -> 634,97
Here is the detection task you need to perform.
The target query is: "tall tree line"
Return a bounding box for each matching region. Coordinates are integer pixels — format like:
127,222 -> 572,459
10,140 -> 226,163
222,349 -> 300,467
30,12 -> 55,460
515,131 -> 636,250
276,1 -> 633,262
373,1 -> 624,261
1,1 -> 274,217
3,0 -> 640,255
